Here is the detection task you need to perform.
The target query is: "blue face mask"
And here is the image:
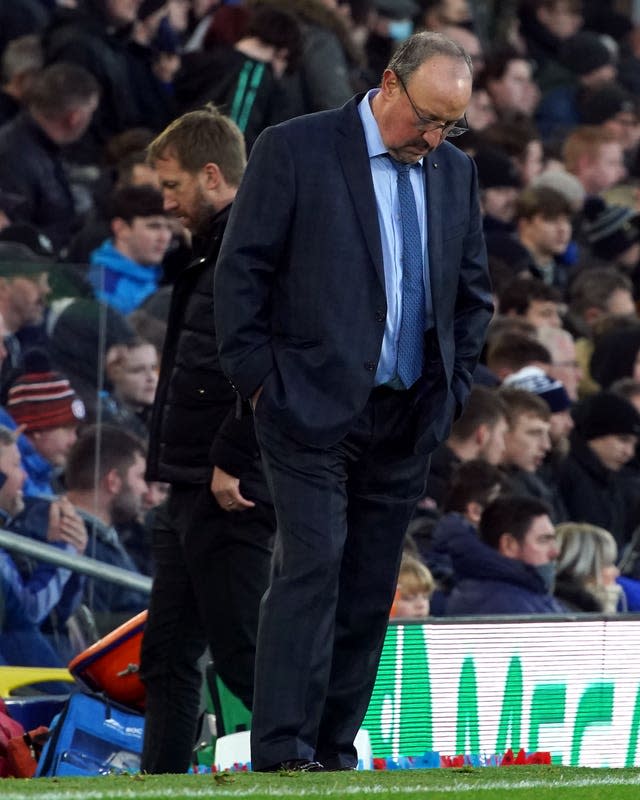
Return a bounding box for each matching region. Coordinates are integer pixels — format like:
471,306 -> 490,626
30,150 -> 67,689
533,561 -> 556,594
388,19 -> 414,41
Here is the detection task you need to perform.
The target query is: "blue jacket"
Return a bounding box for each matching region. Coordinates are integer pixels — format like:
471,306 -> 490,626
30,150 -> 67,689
89,240 -> 161,315
0,406 -> 55,498
0,536 -> 78,667
444,523 -> 566,616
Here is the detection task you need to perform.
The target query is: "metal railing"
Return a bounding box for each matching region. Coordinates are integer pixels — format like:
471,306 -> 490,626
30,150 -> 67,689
0,528 -> 152,594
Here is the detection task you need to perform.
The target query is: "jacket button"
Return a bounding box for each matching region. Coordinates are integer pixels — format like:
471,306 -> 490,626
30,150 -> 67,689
364,361 -> 376,371
375,310 -> 385,322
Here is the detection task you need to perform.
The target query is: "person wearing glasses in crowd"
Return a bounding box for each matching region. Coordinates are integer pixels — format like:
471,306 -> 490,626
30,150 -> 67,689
215,31 -> 492,772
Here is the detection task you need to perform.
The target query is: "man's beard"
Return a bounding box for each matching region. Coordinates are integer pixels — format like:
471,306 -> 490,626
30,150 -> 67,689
109,485 -> 141,527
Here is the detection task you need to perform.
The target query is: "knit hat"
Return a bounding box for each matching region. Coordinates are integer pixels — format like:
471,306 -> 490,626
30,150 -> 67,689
473,147 -> 521,190
503,366 -> 572,412
573,391 -> 640,441
582,196 -> 640,260
579,83 -> 638,126
559,32 -> 614,77
7,371 -> 86,432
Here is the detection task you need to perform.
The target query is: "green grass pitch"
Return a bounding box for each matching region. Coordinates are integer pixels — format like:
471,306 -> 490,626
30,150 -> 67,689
3,767 -> 640,800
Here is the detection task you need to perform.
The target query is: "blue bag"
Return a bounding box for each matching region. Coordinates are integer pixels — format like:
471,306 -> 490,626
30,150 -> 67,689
35,692 -> 144,777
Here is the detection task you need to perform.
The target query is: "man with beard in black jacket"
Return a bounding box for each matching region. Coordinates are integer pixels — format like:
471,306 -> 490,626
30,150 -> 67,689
139,106 -> 275,774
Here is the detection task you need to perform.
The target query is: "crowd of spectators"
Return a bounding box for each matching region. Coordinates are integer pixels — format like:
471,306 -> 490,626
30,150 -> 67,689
1,0 -> 640,668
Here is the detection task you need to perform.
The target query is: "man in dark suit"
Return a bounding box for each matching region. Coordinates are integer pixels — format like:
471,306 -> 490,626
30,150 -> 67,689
214,32 -> 493,772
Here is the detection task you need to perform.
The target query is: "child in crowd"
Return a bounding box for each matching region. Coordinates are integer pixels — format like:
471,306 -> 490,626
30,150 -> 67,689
390,553 -> 435,621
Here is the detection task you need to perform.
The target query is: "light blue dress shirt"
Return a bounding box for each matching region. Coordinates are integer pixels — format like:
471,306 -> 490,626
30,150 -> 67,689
358,89 -> 433,387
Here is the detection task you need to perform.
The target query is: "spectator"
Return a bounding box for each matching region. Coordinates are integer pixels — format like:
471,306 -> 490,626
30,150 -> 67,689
390,552 -> 434,620
503,364 -> 573,447
517,0 -> 583,87
498,386 -> 564,519
502,364 -> 573,505
514,185 -> 574,289
558,391 -> 640,550
423,386 -> 508,510
480,117 -> 544,186
485,329 -> 552,382
102,338 -> 159,438
426,458 -> 507,612
580,196 -> 640,285
176,5 -> 303,151
554,521 -> 624,612
127,0 -> 180,135
64,424 -> 149,635
589,321 -> 640,391
0,424 -> 87,667
537,324 -> 583,400
264,0 -> 362,115
0,34 -> 43,127
0,242 -> 52,400
47,298 -> 137,421
481,46 -> 540,119
42,0 -> 149,161
563,126 -> 627,197
578,83 -> 640,159
418,0 -> 474,31
5,356 -> 86,498
499,276 -> 564,329
535,31 -> 616,143
474,146 -> 522,234
0,62 -> 100,253
445,494 -> 565,615
565,267 -> 636,394
89,185 -> 172,315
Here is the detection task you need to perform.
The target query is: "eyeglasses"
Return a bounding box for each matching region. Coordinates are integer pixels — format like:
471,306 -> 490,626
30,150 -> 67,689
395,73 -> 468,139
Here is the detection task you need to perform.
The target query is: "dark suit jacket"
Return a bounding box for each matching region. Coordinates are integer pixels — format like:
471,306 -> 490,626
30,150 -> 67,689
215,95 -> 493,454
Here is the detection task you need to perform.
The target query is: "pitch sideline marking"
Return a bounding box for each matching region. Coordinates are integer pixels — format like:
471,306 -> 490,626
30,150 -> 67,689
4,774 -> 640,800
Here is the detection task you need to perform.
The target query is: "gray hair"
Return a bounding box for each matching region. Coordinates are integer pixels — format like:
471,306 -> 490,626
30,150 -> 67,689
555,522 -> 617,586
386,31 -> 473,83
2,34 -> 43,84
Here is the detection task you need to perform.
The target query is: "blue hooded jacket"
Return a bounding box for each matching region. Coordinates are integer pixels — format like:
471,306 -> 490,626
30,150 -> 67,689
445,523 -> 566,616
89,240 -> 161,315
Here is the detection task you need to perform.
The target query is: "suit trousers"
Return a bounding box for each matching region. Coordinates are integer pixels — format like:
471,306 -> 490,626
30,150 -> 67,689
139,483 -> 275,773
251,386 -> 430,770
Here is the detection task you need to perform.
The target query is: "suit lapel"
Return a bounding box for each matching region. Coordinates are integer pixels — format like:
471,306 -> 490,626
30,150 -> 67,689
425,151 -> 443,316
336,100 -> 385,290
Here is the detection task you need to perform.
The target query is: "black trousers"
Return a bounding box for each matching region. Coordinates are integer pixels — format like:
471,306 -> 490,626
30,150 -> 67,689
139,483 -> 275,773
251,387 -> 429,770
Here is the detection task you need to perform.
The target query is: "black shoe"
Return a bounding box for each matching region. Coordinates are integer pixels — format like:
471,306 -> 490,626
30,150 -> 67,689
316,756 -> 357,772
260,759 -> 325,773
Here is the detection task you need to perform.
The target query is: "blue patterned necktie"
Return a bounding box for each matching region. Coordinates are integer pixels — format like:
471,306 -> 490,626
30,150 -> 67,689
390,158 -> 426,389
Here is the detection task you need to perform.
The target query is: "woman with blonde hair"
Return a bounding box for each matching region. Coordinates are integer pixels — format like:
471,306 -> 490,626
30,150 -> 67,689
554,522 -> 625,613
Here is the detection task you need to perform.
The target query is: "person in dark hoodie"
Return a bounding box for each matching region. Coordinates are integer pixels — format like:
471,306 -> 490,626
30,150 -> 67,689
558,391 -> 640,552
445,494 -> 566,616
175,5 -> 303,151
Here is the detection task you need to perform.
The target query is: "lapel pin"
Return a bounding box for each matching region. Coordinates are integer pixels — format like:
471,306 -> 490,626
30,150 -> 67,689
433,162 -> 438,168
